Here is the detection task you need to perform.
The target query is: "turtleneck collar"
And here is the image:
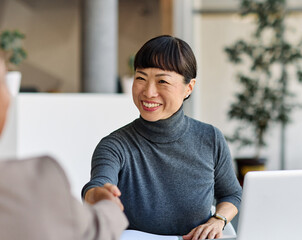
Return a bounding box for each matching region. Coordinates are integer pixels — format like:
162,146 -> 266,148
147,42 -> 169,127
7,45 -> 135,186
133,106 -> 188,143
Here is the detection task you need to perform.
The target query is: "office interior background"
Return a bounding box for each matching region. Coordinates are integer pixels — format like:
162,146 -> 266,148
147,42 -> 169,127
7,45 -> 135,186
1,0 -> 302,199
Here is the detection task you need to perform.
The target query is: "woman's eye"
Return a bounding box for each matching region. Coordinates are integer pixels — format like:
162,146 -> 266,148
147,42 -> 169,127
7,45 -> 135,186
158,80 -> 168,84
136,76 -> 145,80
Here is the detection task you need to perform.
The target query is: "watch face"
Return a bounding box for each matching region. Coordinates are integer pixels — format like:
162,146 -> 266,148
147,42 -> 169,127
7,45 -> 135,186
215,213 -> 226,221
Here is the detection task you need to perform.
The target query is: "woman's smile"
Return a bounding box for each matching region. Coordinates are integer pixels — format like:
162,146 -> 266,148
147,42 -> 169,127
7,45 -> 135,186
141,100 -> 162,111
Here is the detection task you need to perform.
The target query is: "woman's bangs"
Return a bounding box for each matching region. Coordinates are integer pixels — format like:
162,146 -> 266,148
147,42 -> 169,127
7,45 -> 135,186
135,45 -> 182,75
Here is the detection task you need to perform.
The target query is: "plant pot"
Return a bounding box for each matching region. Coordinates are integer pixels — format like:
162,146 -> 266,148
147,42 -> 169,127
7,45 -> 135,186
5,71 -> 22,96
235,157 -> 266,186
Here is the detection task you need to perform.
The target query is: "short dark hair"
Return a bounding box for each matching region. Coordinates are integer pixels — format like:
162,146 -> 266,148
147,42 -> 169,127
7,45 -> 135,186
134,35 -> 197,84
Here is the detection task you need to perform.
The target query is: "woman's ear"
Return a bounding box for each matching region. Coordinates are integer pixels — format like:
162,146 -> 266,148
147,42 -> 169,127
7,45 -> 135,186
186,78 -> 196,97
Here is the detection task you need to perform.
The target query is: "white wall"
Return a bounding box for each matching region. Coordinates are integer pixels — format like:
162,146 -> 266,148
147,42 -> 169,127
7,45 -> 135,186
0,93 -> 139,199
192,11 -> 302,170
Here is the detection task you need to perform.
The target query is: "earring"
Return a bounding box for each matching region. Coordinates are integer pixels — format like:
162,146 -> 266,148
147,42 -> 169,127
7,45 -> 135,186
185,94 -> 189,98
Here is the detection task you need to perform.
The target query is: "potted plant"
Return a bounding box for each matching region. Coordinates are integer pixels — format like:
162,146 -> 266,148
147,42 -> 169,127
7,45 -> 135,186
224,0 -> 302,184
0,30 -> 27,96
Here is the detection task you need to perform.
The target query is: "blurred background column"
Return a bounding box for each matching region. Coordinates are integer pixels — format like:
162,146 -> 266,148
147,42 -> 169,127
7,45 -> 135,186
82,0 -> 118,93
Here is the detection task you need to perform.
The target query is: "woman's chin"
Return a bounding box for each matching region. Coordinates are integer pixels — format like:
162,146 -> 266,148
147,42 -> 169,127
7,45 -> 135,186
140,111 -> 161,122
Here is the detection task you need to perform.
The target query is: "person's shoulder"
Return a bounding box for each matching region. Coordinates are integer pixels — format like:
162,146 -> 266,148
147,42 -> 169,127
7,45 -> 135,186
186,116 -> 225,138
101,120 -> 137,142
0,155 -> 70,189
112,120 -> 136,135
187,116 -> 216,132
92,120 -> 138,153
0,156 -> 83,239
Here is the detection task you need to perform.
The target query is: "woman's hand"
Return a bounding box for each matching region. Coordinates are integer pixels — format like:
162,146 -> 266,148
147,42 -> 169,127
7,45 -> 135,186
183,202 -> 238,239
182,217 -> 224,240
84,183 -> 124,211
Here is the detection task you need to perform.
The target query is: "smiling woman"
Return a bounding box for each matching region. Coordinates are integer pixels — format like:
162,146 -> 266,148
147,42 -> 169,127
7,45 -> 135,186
132,68 -> 195,121
82,35 -> 242,240
132,35 -> 196,122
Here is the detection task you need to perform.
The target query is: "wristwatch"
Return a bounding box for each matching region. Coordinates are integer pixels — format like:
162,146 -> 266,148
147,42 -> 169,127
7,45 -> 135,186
213,213 -> 227,230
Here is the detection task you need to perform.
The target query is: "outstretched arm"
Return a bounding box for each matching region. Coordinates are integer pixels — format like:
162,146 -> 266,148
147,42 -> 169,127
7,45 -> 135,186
79,183 -> 128,240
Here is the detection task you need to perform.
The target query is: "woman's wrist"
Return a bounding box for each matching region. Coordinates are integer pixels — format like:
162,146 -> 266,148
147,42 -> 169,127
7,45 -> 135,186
211,213 -> 227,230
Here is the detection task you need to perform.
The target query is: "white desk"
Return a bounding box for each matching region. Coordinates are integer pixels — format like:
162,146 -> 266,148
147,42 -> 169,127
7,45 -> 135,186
0,93 -> 138,199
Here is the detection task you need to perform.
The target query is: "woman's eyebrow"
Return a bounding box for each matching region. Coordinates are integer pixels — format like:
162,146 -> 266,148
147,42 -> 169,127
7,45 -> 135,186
136,70 -> 148,76
136,71 -> 172,78
155,73 -> 172,77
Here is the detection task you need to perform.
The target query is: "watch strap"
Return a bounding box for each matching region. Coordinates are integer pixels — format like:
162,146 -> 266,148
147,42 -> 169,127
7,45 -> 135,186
213,213 -> 227,230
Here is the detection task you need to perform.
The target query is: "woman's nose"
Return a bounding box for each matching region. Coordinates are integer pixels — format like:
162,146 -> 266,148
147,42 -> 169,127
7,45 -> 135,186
143,82 -> 158,98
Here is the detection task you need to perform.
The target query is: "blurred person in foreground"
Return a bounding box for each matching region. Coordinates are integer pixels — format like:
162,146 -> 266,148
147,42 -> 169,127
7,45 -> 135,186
0,53 -> 128,240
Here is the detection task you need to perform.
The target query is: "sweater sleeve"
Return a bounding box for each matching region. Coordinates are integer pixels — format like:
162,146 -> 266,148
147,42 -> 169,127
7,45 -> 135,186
73,199 -> 128,240
213,127 -> 242,210
82,135 -> 125,199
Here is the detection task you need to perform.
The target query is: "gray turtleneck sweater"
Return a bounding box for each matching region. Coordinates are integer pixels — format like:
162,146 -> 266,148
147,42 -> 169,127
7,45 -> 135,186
82,107 -> 242,235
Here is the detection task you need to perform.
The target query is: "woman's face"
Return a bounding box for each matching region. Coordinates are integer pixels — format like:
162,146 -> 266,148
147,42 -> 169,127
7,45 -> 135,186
0,59 -> 10,136
132,68 -> 195,122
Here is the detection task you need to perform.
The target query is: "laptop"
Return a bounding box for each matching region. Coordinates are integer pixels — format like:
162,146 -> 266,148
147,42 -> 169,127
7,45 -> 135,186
236,170 -> 302,240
